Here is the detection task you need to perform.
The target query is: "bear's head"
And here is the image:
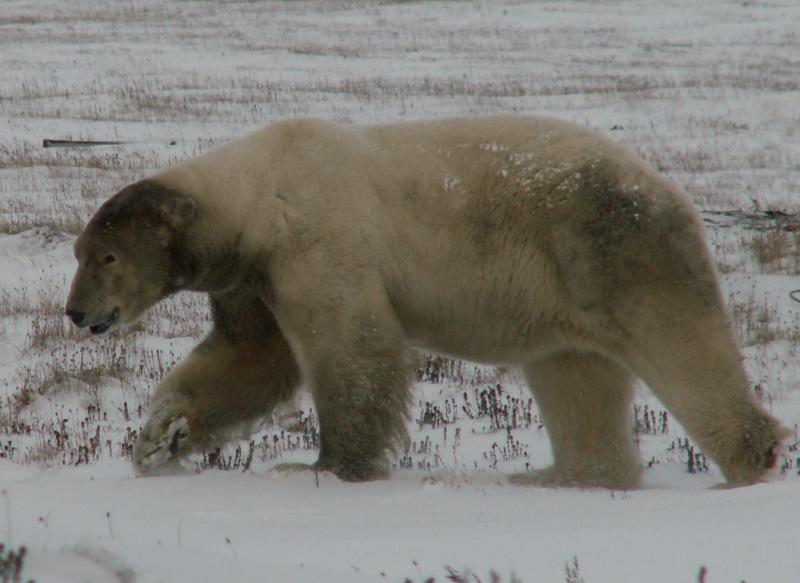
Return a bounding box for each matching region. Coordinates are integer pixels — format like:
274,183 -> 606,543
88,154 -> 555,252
66,180 -> 196,334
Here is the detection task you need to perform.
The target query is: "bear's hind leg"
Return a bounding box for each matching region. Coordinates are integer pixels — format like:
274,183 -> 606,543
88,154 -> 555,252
624,313 -> 789,486
511,352 -> 641,489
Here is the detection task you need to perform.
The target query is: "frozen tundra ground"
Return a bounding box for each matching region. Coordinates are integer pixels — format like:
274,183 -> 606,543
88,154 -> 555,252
1,0 -> 800,581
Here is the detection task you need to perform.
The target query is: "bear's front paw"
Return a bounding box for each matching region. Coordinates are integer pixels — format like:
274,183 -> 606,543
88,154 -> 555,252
316,454 -> 389,482
133,401 -> 192,476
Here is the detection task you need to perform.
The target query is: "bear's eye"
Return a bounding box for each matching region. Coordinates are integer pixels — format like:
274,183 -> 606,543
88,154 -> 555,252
102,253 -> 117,265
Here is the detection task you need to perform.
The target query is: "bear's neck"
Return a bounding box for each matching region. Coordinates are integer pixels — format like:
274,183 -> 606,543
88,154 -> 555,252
171,222 -> 252,295
151,162 -> 276,296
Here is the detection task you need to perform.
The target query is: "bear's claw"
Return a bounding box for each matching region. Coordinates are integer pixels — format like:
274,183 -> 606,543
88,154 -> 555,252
133,415 -> 190,476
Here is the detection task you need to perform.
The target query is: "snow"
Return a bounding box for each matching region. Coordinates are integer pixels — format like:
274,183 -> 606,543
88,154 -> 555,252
6,464 -> 800,583
2,0 -> 800,581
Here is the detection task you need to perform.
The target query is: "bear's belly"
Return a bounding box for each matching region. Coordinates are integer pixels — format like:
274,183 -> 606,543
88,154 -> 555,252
387,254 -> 617,366
395,298 -> 572,366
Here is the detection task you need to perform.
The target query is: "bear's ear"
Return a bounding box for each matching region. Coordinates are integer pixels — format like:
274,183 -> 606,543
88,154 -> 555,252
159,195 -> 196,230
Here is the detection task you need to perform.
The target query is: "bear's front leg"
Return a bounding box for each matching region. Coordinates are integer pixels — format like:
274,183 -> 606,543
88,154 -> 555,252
278,281 -> 412,481
133,295 -> 301,475
133,392 -> 195,474
312,342 -> 412,481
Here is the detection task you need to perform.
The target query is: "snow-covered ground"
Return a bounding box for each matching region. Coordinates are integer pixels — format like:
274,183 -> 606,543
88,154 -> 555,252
1,1 -> 799,581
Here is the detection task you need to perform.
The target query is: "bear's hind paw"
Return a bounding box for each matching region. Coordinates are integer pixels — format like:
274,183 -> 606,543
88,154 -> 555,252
270,462 -> 320,474
509,465 -> 640,490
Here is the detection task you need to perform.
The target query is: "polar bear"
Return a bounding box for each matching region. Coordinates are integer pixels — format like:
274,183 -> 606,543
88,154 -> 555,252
65,116 -> 788,488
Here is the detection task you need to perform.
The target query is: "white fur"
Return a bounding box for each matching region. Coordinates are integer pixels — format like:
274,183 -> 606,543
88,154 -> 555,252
119,115 -> 789,487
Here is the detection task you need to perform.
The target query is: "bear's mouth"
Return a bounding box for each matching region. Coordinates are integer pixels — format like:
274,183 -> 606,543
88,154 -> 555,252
90,308 -> 119,335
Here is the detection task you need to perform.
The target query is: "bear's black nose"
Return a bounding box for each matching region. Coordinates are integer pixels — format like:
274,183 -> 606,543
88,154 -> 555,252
66,309 -> 85,326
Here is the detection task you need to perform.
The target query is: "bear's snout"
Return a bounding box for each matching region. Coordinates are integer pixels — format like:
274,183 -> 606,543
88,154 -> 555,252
65,308 -> 86,327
